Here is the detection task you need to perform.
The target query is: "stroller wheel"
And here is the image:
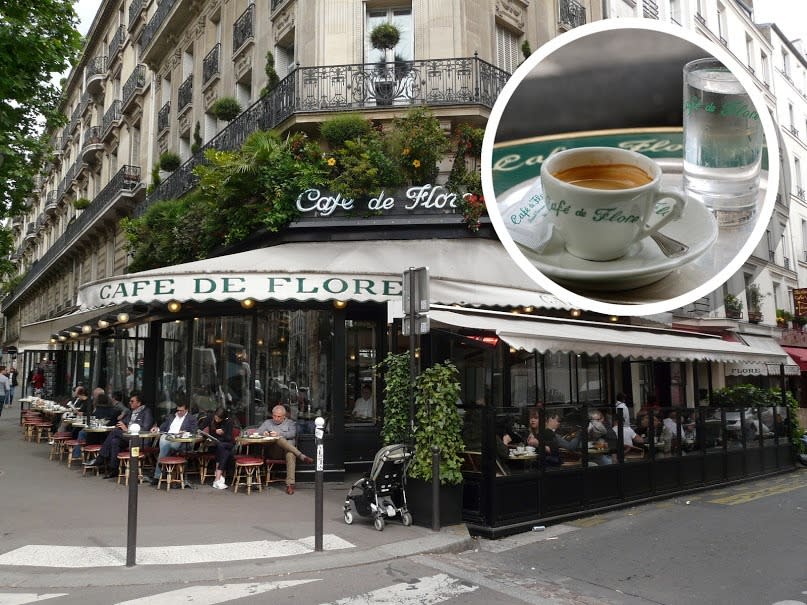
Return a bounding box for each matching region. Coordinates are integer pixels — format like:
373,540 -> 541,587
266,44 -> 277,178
401,512 -> 413,527
373,517 -> 385,531
344,510 -> 354,524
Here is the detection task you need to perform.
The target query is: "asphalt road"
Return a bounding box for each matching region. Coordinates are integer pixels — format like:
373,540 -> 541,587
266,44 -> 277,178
2,469 -> 805,604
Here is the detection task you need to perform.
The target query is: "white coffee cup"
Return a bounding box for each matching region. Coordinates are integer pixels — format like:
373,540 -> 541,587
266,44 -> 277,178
540,147 -> 686,261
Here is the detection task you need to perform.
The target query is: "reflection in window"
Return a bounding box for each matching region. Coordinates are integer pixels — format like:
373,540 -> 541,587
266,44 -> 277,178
158,320 -> 189,423
544,352 -> 571,404
346,320 -> 377,425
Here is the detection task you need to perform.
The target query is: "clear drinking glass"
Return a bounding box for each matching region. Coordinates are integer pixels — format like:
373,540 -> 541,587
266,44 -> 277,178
683,58 -> 763,228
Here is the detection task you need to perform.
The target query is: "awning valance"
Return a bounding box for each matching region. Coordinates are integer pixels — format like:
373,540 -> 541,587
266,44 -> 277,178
429,307 -> 795,363
76,239 -> 573,312
783,346 -> 807,372
734,335 -> 801,376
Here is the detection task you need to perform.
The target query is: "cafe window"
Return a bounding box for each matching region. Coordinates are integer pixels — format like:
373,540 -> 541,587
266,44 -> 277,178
543,351 -> 572,404
255,309 -> 333,436
158,320 -> 190,423
345,320 -> 378,425
105,323 -> 149,401
575,355 -> 604,404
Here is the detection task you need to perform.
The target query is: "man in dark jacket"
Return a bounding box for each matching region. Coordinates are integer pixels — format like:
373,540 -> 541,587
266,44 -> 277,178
84,391 -> 154,478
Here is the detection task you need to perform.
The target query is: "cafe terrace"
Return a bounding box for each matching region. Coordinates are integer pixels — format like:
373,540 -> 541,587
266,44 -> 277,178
12,189 -> 801,537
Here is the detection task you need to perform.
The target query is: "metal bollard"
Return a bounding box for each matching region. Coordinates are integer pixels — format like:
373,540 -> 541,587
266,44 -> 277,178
314,417 -> 325,552
126,434 -> 141,567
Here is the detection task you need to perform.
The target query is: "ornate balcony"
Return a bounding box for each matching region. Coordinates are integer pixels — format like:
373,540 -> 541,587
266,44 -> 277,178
80,89 -> 93,117
177,75 -> 193,114
65,162 -> 77,187
157,101 -> 171,134
2,165 -> 144,311
203,43 -> 221,86
11,216 -> 23,230
82,126 -> 103,163
57,179 -> 66,202
122,64 -> 146,114
44,191 -> 58,215
128,0 -> 145,32
233,4 -> 254,56
143,56 -> 508,208
140,0 -> 181,62
271,0 -> 289,12
24,223 -> 37,242
102,100 -> 122,141
86,56 -> 107,96
68,105 -> 81,134
559,0 -> 586,29
36,212 -> 47,233
108,25 -> 126,62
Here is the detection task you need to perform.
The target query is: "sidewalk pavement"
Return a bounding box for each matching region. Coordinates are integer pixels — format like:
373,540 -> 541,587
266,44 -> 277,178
0,409 -> 475,588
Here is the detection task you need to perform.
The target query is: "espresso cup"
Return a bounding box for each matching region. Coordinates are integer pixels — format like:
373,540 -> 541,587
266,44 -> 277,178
540,147 -> 686,261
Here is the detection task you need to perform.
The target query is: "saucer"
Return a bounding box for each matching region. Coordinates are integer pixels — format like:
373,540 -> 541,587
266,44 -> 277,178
496,172 -> 718,292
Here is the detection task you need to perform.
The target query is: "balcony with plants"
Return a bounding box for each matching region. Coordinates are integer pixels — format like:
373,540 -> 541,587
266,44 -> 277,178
1,165 -> 144,310
145,53 -> 507,207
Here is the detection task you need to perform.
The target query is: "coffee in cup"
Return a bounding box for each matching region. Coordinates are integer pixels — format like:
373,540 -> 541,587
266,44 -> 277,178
540,147 -> 686,261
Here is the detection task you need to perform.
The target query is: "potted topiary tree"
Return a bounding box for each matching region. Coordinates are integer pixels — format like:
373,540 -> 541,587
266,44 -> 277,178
747,284 -> 765,323
210,96 -> 242,122
724,294 -> 743,319
158,151 -> 181,173
369,22 -> 400,105
72,197 -> 91,210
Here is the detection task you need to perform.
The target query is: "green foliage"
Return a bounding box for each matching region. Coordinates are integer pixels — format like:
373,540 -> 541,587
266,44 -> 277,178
724,294 -> 743,312
72,197 -> 90,210
446,123 -> 485,231
0,2 -> 82,216
378,352 -> 411,446
121,192 -> 211,273
260,51 -> 280,97
320,114 -> 373,149
158,151 -> 181,172
409,361 -> 464,485
191,121 -> 202,154
748,283 -> 764,311
210,96 -> 242,122
1,272 -> 24,295
326,137 -> 402,201
370,22 -> 400,51
521,40 -> 532,59
0,227 -> 18,285
386,107 -> 451,185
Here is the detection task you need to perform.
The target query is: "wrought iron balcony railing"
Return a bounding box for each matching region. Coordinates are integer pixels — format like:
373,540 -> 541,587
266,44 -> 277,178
2,165 -> 142,309
797,187 -> 806,201
80,89 -> 92,114
87,55 -> 107,79
45,191 -> 58,214
203,43 -> 221,84
128,0 -> 144,30
141,0 -> 177,52
102,100 -> 122,136
785,256 -> 791,270
122,64 -> 146,110
108,25 -> 126,60
643,0 -> 659,19
82,126 -> 101,151
177,75 -> 193,113
559,0 -> 586,29
142,56 -> 509,210
158,102 -> 171,133
769,249 -> 776,262
271,0 -> 288,12
233,5 -> 254,55
69,105 -> 81,134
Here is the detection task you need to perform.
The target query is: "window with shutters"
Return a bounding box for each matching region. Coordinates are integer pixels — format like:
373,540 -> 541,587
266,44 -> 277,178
495,24 -> 519,75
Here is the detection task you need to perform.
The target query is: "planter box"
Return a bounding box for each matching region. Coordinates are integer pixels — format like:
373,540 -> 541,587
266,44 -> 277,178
748,311 -> 763,324
405,477 -> 463,528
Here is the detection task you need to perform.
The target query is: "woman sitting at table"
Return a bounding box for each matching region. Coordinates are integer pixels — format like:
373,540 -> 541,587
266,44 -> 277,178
201,406 -> 234,490
70,393 -> 117,460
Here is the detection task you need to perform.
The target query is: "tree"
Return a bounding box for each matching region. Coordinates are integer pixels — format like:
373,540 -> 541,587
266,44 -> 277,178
0,2 -> 82,217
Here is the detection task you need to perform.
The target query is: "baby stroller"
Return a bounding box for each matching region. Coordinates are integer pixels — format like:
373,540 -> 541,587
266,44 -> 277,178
343,443 -> 413,531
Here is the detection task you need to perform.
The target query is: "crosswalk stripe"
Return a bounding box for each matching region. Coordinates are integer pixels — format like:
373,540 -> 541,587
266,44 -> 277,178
113,580 -> 319,605
0,535 -> 354,567
320,573 -> 478,605
0,594 -> 67,605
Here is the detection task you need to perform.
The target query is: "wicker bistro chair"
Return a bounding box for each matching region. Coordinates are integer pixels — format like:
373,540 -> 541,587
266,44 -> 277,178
81,444 -> 104,476
49,432 -> 73,461
156,456 -> 186,491
232,456 -> 263,495
117,451 -> 146,486
264,457 -> 287,486
65,439 -> 85,469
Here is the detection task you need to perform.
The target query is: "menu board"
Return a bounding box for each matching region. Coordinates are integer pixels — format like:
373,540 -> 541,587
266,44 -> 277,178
793,288 -> 807,317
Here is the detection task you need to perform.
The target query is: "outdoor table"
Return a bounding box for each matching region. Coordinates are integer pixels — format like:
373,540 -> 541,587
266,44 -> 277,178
84,425 -> 115,433
236,435 -> 278,456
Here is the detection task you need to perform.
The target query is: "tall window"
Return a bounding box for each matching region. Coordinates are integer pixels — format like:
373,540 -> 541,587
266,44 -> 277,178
669,0 -> 681,24
716,2 -> 727,41
761,51 -> 770,85
495,24 -> 519,74
745,35 -> 754,70
795,156 -> 802,196
365,6 -> 413,64
783,48 -> 791,78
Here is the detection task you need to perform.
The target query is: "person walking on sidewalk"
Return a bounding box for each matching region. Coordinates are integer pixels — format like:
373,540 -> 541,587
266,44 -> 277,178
7,365 -> 17,408
255,404 -> 313,495
0,367 -> 8,418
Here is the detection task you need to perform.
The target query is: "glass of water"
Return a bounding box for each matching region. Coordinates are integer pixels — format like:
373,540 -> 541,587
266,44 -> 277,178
683,58 -> 763,228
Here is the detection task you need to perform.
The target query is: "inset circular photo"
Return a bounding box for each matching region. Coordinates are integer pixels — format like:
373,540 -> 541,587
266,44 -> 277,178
482,19 -> 780,316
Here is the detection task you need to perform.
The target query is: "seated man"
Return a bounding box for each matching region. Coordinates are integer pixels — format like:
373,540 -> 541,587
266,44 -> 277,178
150,401 -> 198,485
352,384 -> 374,421
256,404 -> 313,495
84,391 -> 154,479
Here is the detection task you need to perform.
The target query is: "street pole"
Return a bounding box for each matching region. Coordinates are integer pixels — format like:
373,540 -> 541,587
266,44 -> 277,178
314,417 -> 325,552
408,267 -> 416,446
431,445 -> 440,531
126,434 -> 141,567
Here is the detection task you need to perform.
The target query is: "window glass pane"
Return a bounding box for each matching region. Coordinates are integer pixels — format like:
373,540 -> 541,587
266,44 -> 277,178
158,320 -> 189,422
543,351 -> 571,404
346,320 -> 377,425
576,355 -> 603,404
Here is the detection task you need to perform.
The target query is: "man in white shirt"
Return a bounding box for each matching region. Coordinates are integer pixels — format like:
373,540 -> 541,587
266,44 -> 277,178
352,384 -> 374,420
615,393 -> 631,426
150,402 -> 197,485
